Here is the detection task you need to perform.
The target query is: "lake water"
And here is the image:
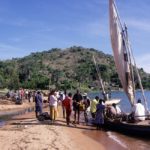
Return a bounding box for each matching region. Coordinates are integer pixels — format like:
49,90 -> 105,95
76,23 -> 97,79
88,90 -> 150,112
88,90 -> 150,149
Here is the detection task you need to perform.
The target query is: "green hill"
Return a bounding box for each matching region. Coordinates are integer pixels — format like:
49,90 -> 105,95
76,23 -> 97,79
0,46 -> 149,90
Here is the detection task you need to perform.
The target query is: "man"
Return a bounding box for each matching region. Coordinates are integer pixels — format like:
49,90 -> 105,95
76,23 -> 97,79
72,90 -> 83,124
132,99 -> 146,121
62,93 -> 72,126
35,91 -> 43,118
90,96 -> 99,118
107,103 -> 121,119
59,91 -> 66,118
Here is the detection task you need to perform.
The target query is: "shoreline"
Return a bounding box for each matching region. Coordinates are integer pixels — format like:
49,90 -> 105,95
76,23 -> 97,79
0,99 -> 34,112
0,105 -> 126,150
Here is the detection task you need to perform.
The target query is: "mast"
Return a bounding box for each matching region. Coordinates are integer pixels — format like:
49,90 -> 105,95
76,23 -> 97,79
92,55 -> 107,99
124,25 -> 136,99
122,25 -> 136,104
109,0 -> 135,106
109,0 -> 149,111
127,37 -> 149,112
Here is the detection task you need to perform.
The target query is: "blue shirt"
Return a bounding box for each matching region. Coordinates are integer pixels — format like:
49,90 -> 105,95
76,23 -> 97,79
35,94 -> 43,107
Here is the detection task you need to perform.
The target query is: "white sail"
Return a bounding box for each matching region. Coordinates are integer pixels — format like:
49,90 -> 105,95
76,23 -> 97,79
109,0 -> 135,105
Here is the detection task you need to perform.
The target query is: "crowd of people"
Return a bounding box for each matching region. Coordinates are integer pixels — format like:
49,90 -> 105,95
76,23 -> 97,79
34,89 -> 95,126
6,89 -> 37,104
19,88 -> 146,129
46,89 -> 90,126
34,89 -> 115,129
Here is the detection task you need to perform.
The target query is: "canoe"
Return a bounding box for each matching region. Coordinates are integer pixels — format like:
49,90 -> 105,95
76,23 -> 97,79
104,118 -> 150,137
105,99 -> 121,106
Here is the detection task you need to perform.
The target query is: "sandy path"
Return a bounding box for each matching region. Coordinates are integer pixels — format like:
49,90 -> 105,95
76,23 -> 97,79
0,122 -> 77,150
0,114 -> 78,150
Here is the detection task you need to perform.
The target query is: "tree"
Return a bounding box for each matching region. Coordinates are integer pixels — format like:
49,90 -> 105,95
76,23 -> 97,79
0,74 -> 4,88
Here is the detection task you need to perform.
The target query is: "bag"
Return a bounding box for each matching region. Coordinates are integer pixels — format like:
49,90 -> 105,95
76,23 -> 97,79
79,103 -> 85,111
37,112 -> 51,121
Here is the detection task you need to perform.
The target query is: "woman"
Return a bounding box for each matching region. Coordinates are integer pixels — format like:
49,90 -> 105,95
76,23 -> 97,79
49,90 -> 58,122
95,99 -> 105,130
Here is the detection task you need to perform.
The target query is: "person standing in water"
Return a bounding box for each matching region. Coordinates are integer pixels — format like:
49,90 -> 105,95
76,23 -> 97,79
95,99 -> 105,130
90,96 -> 99,119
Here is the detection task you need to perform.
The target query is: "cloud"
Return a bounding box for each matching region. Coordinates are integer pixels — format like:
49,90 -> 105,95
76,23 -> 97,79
0,43 -> 21,52
84,21 -> 101,37
9,37 -> 22,42
0,43 -> 27,59
126,19 -> 150,32
38,26 -> 56,33
81,23 -> 106,39
0,18 -> 28,27
67,20 -> 108,38
93,0 -> 107,5
136,53 -> 150,73
0,16 -> 46,29
83,0 -> 107,10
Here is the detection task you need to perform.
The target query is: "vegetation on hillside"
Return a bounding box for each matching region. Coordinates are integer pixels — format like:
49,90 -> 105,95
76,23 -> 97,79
0,46 -> 149,91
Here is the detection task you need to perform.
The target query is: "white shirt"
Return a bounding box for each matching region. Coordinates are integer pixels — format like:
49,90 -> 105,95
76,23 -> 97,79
55,92 -> 60,99
25,91 -> 29,94
49,95 -> 58,106
60,93 -> 65,101
116,105 -> 121,115
132,103 -> 145,121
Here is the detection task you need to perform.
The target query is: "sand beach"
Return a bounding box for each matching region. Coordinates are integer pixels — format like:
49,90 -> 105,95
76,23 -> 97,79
0,102 -> 126,150
0,99 -> 34,111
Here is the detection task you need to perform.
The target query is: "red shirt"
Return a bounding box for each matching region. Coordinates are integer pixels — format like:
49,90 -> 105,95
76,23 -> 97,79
62,96 -> 72,111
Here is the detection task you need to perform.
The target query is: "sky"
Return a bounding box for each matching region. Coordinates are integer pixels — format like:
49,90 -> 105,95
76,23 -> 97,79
0,0 -> 150,73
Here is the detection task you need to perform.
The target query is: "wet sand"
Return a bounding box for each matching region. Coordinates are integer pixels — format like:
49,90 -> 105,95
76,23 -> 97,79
106,131 -> 150,150
0,100 -> 34,111
0,106 -> 126,150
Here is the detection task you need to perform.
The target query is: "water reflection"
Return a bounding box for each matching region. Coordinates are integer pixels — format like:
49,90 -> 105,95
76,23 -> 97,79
88,90 -> 150,149
88,90 -> 150,112
0,120 -> 5,127
0,106 -> 35,127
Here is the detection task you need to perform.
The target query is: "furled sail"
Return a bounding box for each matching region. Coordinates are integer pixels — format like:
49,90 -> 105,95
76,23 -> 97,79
109,0 -> 135,105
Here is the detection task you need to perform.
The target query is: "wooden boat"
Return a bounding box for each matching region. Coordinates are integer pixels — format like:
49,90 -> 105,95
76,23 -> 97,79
105,99 -> 120,106
105,119 -> 150,137
103,0 -> 150,137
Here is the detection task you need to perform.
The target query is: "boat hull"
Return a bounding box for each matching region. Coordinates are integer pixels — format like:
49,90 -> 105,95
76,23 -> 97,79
104,119 -> 150,137
105,99 -> 120,105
